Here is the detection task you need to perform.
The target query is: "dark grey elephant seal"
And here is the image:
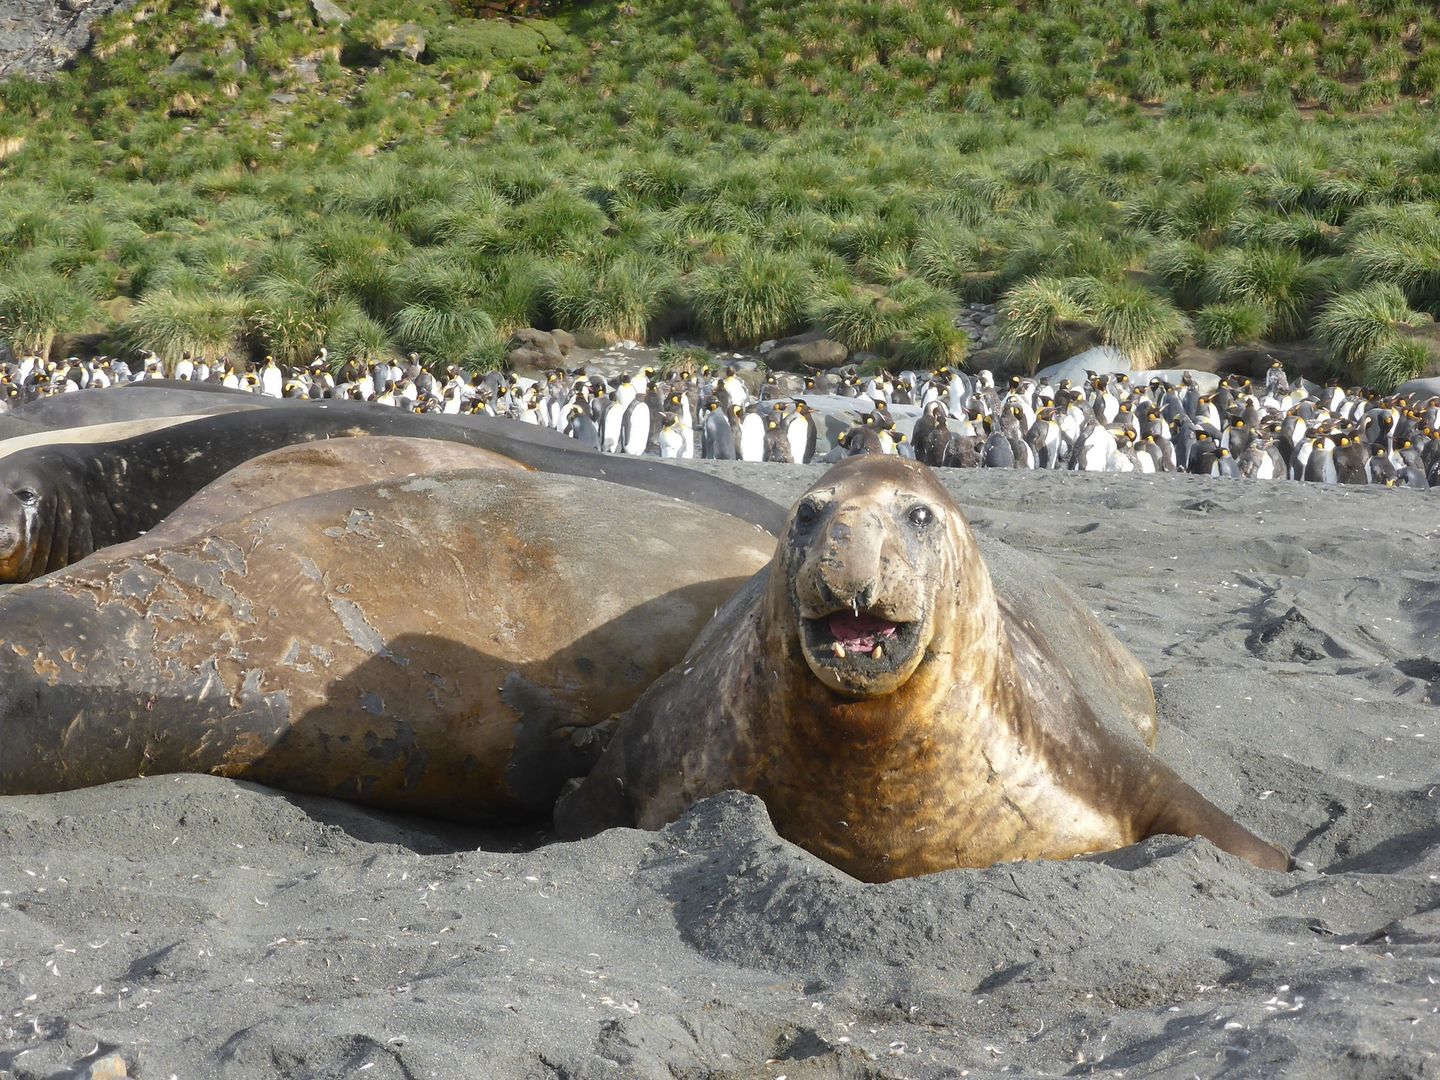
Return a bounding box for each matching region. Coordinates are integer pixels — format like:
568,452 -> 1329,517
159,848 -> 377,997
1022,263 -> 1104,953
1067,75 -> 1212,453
10,382 -> 277,430
557,454 -> 1290,880
0,470 -> 774,820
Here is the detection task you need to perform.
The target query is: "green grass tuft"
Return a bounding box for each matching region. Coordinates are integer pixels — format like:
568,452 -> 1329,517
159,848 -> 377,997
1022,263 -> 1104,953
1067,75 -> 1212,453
1365,338 -> 1434,392
1204,248 -> 1344,340
119,288 -> 249,362
544,253 -> 677,343
1315,283 -> 1430,381
996,276 -> 1087,374
0,270 -> 94,358
1194,302 -> 1270,348
689,245 -> 815,346
1070,277 -> 1190,370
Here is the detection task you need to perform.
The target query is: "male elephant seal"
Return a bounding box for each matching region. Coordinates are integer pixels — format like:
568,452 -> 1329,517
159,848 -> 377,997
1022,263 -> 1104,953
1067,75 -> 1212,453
10,382 -> 277,430
0,401 -> 786,582
556,455 -> 1290,879
0,470 -> 774,820
112,436 -> 530,557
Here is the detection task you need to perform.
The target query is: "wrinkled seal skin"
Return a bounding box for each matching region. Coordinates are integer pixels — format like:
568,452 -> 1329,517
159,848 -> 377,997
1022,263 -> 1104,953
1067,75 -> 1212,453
557,455 -> 1290,879
110,436 -> 530,557
0,471 -> 775,821
0,401 -> 786,582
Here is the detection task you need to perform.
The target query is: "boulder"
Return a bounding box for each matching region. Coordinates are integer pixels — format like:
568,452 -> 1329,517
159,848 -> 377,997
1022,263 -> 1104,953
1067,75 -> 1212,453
378,22 -> 425,62
506,328 -> 566,370
763,329 -> 849,371
163,49 -> 206,76
1397,376 -> 1440,400
1035,345 -> 1131,384
1145,369 -> 1221,392
550,328 -> 576,357
0,0 -> 141,80
309,0 -> 347,24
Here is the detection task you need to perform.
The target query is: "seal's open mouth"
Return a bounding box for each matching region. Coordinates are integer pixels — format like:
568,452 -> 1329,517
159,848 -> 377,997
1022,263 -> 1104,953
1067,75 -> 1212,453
799,608 -> 924,693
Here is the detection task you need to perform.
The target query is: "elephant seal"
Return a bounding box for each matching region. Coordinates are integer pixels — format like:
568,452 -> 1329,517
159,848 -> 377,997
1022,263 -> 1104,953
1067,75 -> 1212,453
0,402 -> 785,582
0,413 -> 227,583
556,455 -> 1290,879
114,436 -> 530,556
10,383 -> 276,430
0,470 -> 774,820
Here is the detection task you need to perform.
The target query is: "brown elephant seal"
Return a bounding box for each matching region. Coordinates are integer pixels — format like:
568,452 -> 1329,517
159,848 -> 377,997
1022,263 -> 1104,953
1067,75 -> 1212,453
556,455 -> 1290,879
0,401 -> 786,583
0,470 -> 774,820
112,436 -> 530,557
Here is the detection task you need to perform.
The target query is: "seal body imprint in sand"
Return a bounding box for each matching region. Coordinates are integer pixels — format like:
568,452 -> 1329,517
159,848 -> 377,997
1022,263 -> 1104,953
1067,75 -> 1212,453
557,455 -> 1290,879
0,470 -> 774,820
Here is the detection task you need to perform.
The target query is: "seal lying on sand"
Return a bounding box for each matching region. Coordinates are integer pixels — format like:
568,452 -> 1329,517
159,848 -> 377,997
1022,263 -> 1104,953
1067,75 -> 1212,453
556,455 -> 1290,878
107,436 -> 530,557
0,470 -> 773,820
0,402 -> 786,582
9,382 -> 277,431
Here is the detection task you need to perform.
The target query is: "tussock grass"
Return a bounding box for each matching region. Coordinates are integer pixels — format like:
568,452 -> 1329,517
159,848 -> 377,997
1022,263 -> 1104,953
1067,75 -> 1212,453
1070,277 -> 1190,370
996,277 -> 1086,374
0,271 -> 94,357
1204,248 -> 1345,340
4,0 -> 1440,370
119,288 -> 249,361
1345,205 -> 1440,312
1315,284 -> 1430,381
326,306 -> 398,368
690,245 -> 814,346
545,253 -> 676,343
1365,338 -> 1434,392
1194,303 -> 1270,349
813,283 -> 906,355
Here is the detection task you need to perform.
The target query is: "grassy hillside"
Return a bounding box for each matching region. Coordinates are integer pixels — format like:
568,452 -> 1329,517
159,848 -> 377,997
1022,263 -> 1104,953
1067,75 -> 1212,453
1,0 -> 1438,385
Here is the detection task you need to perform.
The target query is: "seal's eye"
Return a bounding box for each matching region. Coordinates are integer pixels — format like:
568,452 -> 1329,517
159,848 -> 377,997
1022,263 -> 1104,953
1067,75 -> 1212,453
15,488 -> 38,506
908,505 -> 934,528
795,500 -> 821,527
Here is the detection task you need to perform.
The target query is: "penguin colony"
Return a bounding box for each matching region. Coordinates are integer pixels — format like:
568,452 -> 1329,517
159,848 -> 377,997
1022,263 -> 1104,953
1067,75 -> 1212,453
4,350 -> 1436,489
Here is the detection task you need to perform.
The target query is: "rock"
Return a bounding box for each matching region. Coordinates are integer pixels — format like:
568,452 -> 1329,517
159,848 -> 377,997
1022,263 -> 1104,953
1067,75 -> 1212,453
1397,376 -> 1440,400
269,92 -> 299,104
309,0 -> 347,24
198,3 -> 227,27
163,49 -> 206,76
1147,368 -> 1221,392
1035,344 -> 1132,384
764,330 -> 849,371
550,328 -> 576,358
0,0 -> 141,80
289,57 -> 320,82
377,22 -> 425,61
67,1051 -> 128,1079
505,328 -> 565,369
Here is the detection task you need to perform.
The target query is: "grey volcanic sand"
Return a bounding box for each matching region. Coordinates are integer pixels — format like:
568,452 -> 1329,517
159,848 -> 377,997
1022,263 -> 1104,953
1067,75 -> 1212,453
3,463 -> 1439,1079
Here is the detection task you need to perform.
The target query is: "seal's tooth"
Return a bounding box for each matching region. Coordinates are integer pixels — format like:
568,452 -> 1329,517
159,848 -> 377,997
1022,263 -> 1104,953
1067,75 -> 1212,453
832,641 -> 846,659
872,643 -> 884,660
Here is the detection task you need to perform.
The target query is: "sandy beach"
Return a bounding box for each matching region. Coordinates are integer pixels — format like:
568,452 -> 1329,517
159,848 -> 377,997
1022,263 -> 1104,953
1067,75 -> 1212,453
2,461 -> 1438,1079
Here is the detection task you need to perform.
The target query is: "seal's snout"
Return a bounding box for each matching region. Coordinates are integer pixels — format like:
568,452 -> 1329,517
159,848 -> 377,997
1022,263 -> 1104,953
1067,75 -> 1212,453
787,490 -> 937,699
